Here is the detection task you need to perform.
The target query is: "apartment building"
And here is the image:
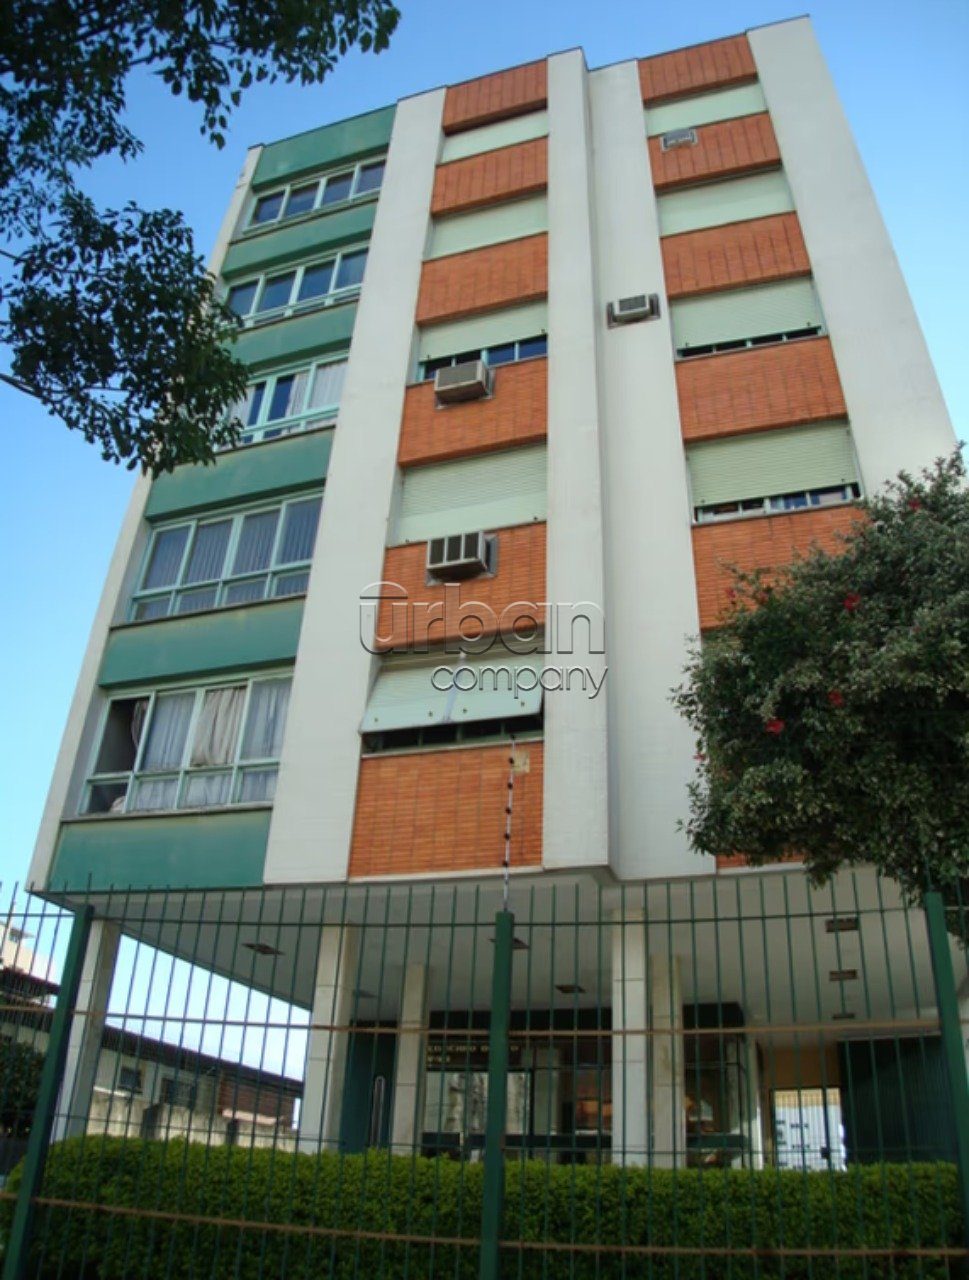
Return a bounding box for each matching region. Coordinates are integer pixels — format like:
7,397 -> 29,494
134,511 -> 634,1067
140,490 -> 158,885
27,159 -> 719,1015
26,19 -> 959,1167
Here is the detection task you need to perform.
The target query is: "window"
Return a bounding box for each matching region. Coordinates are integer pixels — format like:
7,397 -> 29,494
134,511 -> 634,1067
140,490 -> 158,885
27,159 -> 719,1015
228,358 -> 347,445
644,82 -> 767,138
671,279 -> 824,359
84,674 -> 292,816
131,495 -> 321,620
363,712 -> 543,755
426,194 -> 548,261
247,158 -> 386,229
161,1077 -> 198,1109
225,248 -> 367,324
421,335 -> 547,381
657,170 -> 794,237
439,111 -> 548,164
117,1066 -> 142,1094
687,421 -> 860,524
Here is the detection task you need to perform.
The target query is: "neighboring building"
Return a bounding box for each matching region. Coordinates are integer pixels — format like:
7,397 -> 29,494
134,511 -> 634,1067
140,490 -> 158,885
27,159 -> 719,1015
27,20 -> 958,1168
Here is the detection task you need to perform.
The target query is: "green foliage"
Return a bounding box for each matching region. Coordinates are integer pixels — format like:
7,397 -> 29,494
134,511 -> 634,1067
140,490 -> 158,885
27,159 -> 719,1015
0,1037 -> 43,1138
0,1137 -> 961,1279
0,0 -> 400,473
673,455 -> 969,917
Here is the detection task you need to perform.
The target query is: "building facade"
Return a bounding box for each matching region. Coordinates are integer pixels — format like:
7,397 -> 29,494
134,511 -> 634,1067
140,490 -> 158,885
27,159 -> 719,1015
27,20 -> 960,1168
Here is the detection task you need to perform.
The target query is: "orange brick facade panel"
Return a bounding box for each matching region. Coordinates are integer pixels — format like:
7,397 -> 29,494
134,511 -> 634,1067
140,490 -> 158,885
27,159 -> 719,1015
443,60 -> 547,134
649,115 -> 780,191
692,506 -> 863,631
416,233 -> 548,326
349,742 -> 544,877
399,358 -> 547,468
377,523 -> 547,652
639,34 -> 757,103
432,138 -> 548,217
661,212 -> 810,299
677,339 -> 848,442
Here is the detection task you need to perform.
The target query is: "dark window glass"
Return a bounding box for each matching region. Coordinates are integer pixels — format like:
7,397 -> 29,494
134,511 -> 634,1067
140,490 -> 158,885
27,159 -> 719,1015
356,161 -> 385,194
517,335 -> 548,359
422,357 -> 453,381
298,261 -> 334,301
251,193 -> 284,225
283,183 -> 318,219
256,271 -> 296,313
245,382 -> 265,426
227,281 -> 258,317
486,343 -> 516,366
321,172 -> 353,205
334,250 -> 367,290
267,374 -> 297,421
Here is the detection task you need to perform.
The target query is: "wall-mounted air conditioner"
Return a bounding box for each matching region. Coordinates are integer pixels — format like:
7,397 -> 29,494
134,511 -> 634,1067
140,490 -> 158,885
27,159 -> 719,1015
660,127 -> 698,151
427,531 -> 491,581
434,360 -> 493,405
607,294 -> 661,327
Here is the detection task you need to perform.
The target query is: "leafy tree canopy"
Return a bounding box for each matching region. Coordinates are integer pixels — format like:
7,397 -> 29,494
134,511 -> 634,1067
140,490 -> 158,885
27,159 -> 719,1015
0,1036 -> 44,1137
0,0 -> 400,473
673,454 -> 969,915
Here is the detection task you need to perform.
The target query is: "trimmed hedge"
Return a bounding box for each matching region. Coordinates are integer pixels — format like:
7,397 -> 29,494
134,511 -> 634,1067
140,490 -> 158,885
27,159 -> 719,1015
1,1137 -> 962,1279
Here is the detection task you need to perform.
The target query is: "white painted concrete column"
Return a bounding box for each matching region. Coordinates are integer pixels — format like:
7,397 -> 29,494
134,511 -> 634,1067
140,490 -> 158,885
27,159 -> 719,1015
587,61 -> 710,881
543,50 -> 609,872
298,925 -> 359,1154
266,90 -> 445,884
648,953 -> 685,1169
749,19 -> 956,491
390,962 -> 429,1152
745,1038 -> 766,1169
611,909 -> 648,1164
52,919 -> 121,1141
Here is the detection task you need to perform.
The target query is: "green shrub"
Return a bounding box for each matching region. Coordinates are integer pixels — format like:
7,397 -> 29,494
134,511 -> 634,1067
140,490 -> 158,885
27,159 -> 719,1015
0,1138 -> 961,1279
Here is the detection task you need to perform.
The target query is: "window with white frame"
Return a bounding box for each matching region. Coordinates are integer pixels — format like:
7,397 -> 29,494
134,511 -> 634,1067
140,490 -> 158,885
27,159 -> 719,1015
225,248 -> 367,325
84,673 -> 292,816
229,358 -> 348,445
247,158 -> 386,230
420,335 -> 547,381
131,495 -> 321,621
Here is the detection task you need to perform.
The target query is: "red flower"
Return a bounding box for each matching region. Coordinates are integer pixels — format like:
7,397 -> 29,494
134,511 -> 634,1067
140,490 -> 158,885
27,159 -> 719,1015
842,592 -> 861,612
694,751 -> 706,762
827,689 -> 844,708
907,498 -> 922,511
725,587 -> 737,603
764,718 -> 785,736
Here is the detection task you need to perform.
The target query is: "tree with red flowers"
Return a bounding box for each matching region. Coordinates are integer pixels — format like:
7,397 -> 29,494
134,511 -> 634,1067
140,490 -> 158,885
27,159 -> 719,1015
672,453 -> 969,917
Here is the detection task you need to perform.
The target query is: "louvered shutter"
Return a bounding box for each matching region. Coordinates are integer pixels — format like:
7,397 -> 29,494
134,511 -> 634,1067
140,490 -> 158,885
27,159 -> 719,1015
417,302 -> 548,365
395,445 -> 547,544
687,422 -> 858,507
658,170 -> 794,236
427,195 -> 548,259
645,83 -> 767,136
671,279 -> 822,352
440,111 -> 548,163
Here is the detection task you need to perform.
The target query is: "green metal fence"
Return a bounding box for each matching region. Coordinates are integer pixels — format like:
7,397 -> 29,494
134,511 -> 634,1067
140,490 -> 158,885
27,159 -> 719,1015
0,869 -> 964,1278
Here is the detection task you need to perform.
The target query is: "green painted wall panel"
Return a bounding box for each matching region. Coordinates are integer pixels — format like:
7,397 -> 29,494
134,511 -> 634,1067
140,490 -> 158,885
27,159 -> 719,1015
233,303 -> 356,370
99,598 -> 303,687
427,195 -> 548,260
417,301 -> 548,364
50,810 -> 270,891
394,444 -> 547,543
658,170 -> 794,236
645,83 -> 766,136
439,111 -> 549,163
687,421 -> 857,506
222,202 -> 376,279
146,430 -> 332,519
254,106 -> 395,188
671,279 -> 822,352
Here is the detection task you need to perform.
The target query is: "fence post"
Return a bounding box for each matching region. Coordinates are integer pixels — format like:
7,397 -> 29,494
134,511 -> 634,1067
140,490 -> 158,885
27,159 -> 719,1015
479,909 -> 514,1280
3,903 -> 94,1280
923,889 -> 969,1247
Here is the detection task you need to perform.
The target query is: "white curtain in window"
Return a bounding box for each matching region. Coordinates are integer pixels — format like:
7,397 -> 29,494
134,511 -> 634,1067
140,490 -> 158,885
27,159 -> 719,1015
238,767 -> 278,803
190,686 -> 245,767
129,777 -> 179,811
307,360 -> 347,411
181,772 -> 232,807
278,498 -> 322,564
233,510 -> 279,575
183,521 -> 231,584
140,692 -> 194,771
240,679 -> 291,760
285,370 -> 309,417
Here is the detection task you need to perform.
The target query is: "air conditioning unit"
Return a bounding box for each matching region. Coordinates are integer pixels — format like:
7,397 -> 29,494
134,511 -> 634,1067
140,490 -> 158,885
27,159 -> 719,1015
607,294 -> 661,326
660,127 -> 698,151
434,360 -> 493,405
427,531 -> 490,581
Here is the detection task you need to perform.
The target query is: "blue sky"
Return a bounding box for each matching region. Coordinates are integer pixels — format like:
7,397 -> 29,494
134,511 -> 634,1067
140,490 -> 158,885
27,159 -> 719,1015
1,0 -> 966,892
